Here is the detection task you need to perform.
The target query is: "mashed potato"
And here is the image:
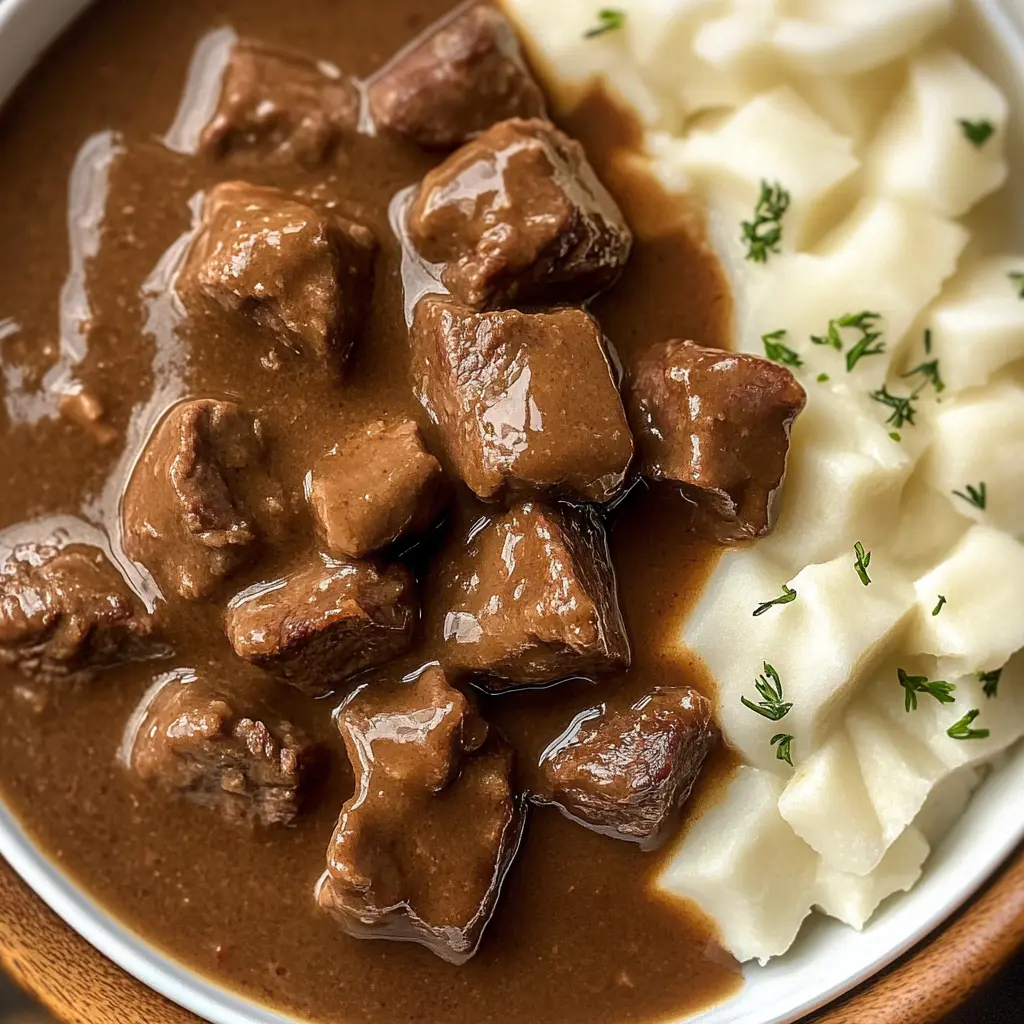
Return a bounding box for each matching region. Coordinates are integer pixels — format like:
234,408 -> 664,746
504,0 -> 1024,964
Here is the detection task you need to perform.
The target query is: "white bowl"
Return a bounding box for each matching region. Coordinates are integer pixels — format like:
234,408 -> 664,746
1,2 -> 1022,1022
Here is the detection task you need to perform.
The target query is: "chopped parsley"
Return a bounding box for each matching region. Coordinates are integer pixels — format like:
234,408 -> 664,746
854,541 -> 872,586
953,482 -> 987,510
890,432 -> 902,442
924,327 -> 933,354
583,8 -> 626,37
771,733 -> 794,767
870,385 -> 919,429
753,583 -> 797,617
740,663 -> 792,722
932,594 -> 947,616
809,311 -> 885,371
979,669 -> 1002,699
899,668 -> 956,713
817,372 -> 830,383
1010,271 -> 1024,299
762,329 -> 802,368
741,181 -> 790,264
903,359 -> 945,394
947,709 -> 990,741
958,118 -> 995,148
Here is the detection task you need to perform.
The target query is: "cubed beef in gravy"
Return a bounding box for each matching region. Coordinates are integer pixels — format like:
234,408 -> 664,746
406,118 -> 632,310
368,4 -> 545,149
411,297 -> 633,502
318,664 -> 522,964
225,559 -> 418,696
181,181 -> 377,371
200,38 -> 359,164
307,420 -> 448,559
122,399 -> 267,601
0,543 -> 153,684
436,501 -> 629,691
538,687 -> 715,850
128,672 -> 314,826
629,340 -> 807,543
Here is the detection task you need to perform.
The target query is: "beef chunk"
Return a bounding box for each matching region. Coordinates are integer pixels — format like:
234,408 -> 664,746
226,558 -> 418,697
129,671 -> 314,826
629,340 -> 807,543
0,543 -> 153,683
122,399 -> 266,601
406,118 -> 632,310
538,687 -> 715,850
200,38 -> 359,164
318,665 -> 522,963
307,420 -> 448,558
436,501 -> 629,691
181,181 -> 377,370
368,4 -> 545,149
411,297 -> 633,502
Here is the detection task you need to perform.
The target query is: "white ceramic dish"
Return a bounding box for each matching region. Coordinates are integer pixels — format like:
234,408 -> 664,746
0,2 -> 1022,1022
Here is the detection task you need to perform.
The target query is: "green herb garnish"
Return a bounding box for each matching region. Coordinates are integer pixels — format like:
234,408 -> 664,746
958,119 -> 995,148
947,709 -> 990,740
979,669 -> 1002,699
1009,271 -> 1024,299
924,327 -> 933,354
583,8 -> 626,37
771,733 -> 794,766
932,595 -> 947,616
817,372 -> 830,383
842,312 -> 885,371
753,583 -> 797,617
854,541 -> 872,586
890,432 -> 902,442
899,668 -> 956,713
870,385 -> 919,429
903,359 -> 945,394
762,329 -> 802,368
741,663 -> 792,721
953,482 -> 987,510
741,181 -> 790,264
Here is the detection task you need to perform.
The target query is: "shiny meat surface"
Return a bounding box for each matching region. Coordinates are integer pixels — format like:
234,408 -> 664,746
318,665 -> 522,963
629,340 -> 807,542
411,296 -> 633,502
538,687 -> 715,849
406,118 -> 633,309
225,558 -> 419,696
307,420 -> 449,558
129,671 -> 315,826
368,3 -> 545,148
436,501 -> 629,690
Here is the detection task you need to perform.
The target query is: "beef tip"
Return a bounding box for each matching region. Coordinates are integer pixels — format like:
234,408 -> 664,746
368,4 -> 545,149
406,118 -> 632,310
200,38 -> 359,164
181,181 -> 377,371
538,687 -> 715,850
436,501 -> 629,691
128,671 -> 314,826
317,664 -> 522,964
226,558 -> 418,697
0,543 -> 153,684
629,340 -> 807,543
411,296 -> 633,503
122,399 -> 266,601
307,420 -> 448,559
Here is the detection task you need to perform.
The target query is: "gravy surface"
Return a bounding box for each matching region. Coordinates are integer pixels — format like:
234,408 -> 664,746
0,1 -> 740,1021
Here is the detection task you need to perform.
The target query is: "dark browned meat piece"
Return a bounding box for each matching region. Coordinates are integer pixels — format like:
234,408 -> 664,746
0,543 -> 153,684
368,4 -> 545,149
411,297 -> 633,502
225,559 -> 418,697
200,38 -> 359,164
181,181 -> 377,371
122,399 -> 266,601
128,671 -> 314,826
538,687 -> 715,850
307,420 -> 448,558
406,118 -> 632,310
318,664 -> 522,963
436,501 -> 629,691
629,340 -> 807,543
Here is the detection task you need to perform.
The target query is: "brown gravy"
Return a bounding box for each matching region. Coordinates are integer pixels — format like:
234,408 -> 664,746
0,1 -> 740,1021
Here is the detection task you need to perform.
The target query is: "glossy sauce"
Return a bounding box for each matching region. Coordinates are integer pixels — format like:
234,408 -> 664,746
0,1 -> 740,1021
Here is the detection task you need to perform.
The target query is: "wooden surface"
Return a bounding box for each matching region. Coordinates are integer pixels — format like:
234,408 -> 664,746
0,850 -> 1021,1024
